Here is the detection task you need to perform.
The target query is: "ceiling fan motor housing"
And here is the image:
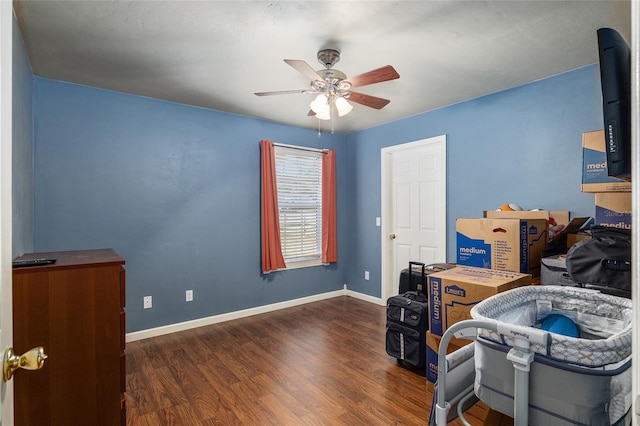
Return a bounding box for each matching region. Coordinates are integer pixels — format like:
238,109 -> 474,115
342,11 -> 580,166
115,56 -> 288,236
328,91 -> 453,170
312,69 -> 350,92
317,48 -> 340,68
318,69 -> 346,82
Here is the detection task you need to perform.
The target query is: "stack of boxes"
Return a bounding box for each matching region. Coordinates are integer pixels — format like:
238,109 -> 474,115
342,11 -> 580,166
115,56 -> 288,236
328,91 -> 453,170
582,130 -> 631,233
424,130 -> 629,423
424,207 -> 554,393
425,266 -> 531,391
426,203 -> 569,393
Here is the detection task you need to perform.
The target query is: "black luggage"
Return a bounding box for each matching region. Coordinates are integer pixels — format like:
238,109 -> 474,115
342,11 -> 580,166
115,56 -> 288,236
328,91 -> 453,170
385,291 -> 429,368
398,261 -> 456,295
566,226 -> 631,298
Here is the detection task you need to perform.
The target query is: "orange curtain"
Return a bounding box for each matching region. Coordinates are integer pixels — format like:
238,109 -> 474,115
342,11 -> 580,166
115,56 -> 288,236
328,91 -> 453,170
260,140 -> 286,273
322,150 -> 338,263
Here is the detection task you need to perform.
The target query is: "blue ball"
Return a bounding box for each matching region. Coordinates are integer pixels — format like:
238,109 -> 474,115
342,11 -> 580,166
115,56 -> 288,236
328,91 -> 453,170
541,314 -> 579,338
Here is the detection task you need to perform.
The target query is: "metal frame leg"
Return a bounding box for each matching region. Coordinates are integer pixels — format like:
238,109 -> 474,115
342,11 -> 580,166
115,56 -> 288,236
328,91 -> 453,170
435,320 -> 547,426
506,338 -> 535,426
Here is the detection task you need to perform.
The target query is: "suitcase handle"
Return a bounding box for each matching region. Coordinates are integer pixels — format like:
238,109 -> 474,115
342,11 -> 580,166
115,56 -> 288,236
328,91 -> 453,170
403,290 -> 428,303
408,261 -> 426,292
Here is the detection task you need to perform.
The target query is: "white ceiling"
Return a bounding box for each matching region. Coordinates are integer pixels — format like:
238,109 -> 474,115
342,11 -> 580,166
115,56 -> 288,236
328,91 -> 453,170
13,0 -> 631,134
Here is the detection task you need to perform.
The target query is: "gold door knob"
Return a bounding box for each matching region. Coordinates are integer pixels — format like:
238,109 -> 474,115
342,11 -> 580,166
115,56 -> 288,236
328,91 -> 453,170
389,233 -> 396,239
3,346 -> 48,381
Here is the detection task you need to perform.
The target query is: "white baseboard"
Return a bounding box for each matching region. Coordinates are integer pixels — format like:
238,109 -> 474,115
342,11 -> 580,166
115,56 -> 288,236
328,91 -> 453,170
126,288 -> 384,342
345,289 -> 385,306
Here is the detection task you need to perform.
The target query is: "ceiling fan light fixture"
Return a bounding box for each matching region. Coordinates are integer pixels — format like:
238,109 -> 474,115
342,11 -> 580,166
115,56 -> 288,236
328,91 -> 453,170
310,94 -> 329,114
316,108 -> 331,120
335,96 -> 353,117
338,81 -> 352,91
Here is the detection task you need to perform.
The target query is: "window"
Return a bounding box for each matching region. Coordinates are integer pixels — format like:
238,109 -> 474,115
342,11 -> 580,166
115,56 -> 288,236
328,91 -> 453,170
260,139 -> 336,273
274,145 -> 323,266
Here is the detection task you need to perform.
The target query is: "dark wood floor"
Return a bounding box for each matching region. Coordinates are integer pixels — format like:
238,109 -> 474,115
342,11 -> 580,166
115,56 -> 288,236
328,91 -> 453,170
125,296 -> 485,425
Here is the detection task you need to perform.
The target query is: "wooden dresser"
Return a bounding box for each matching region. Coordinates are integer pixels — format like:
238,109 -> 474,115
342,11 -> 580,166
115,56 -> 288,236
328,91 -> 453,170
12,248 -> 126,425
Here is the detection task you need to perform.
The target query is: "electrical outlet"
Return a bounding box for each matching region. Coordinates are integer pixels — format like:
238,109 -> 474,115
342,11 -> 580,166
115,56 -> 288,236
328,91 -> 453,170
143,296 -> 152,309
186,290 -> 193,302
364,271 -> 370,280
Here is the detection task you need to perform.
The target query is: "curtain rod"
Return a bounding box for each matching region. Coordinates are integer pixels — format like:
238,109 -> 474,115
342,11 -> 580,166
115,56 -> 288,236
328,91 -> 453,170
273,142 -> 327,154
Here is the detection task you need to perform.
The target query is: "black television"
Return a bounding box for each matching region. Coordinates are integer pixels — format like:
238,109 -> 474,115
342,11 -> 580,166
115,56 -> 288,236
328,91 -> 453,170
597,27 -> 631,181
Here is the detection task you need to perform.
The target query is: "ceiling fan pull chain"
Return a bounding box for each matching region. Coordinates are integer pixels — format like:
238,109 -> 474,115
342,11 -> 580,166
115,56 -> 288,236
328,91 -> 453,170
330,102 -> 335,134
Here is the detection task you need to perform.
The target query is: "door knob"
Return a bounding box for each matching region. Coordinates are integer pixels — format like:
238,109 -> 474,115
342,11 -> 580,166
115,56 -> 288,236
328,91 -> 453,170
389,233 -> 396,239
3,346 -> 48,381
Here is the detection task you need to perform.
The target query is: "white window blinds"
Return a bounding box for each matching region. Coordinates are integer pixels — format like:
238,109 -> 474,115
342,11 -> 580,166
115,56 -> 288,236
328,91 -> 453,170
274,146 -> 323,263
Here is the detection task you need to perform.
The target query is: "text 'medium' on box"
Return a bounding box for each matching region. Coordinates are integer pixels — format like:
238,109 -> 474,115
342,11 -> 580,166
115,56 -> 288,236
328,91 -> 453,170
581,130 -> 632,192
595,192 -> 631,229
456,218 -> 547,277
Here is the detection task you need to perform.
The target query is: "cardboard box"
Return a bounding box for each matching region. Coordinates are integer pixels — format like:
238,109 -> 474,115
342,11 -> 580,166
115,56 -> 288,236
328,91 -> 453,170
485,210 -> 570,228
427,266 -> 531,337
456,218 -> 547,276
595,192 -> 631,229
567,232 -> 591,248
484,210 -> 571,249
549,217 -> 590,250
581,130 -> 632,193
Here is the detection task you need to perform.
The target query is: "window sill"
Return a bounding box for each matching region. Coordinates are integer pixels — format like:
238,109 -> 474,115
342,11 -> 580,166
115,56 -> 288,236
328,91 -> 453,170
284,259 -> 323,270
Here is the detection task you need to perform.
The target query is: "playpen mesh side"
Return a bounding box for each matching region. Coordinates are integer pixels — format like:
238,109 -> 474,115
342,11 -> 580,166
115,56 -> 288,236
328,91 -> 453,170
474,338 -> 631,426
470,286 -> 632,367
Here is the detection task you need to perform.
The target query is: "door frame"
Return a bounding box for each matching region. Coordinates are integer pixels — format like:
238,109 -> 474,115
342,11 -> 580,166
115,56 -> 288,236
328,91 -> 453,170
0,0 -> 14,423
380,135 -> 447,302
631,0 -> 639,420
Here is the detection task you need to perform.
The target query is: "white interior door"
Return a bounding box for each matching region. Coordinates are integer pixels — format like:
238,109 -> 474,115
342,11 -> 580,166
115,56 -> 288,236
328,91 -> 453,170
381,135 -> 446,301
0,1 -> 14,423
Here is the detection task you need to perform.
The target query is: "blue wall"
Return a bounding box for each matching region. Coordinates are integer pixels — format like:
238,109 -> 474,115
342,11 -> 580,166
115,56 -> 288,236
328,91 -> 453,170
32,79 -> 348,332
344,66 -> 601,296
15,16 -> 605,330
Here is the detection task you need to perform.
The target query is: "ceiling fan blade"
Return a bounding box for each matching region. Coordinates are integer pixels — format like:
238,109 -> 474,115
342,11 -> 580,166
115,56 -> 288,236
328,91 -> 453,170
346,92 -> 391,110
254,89 -> 312,96
284,59 -> 325,83
342,65 -> 399,88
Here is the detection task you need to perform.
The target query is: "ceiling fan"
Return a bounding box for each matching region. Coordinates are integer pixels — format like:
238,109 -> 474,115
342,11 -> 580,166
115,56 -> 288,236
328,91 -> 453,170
254,49 -> 400,120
